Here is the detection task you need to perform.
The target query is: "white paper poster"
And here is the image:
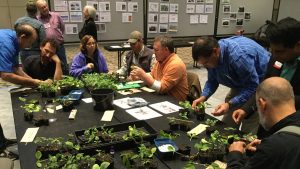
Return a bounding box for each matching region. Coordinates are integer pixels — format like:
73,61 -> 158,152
169,23 -> 178,32
169,3 -> 179,13
122,13 -> 133,23
86,1 -> 99,11
190,15 -> 199,24
69,1 -> 82,11
148,13 -> 158,23
199,14 -> 208,23
205,5 -> 214,13
54,0 -> 68,11
149,101 -> 182,114
148,24 -> 158,33
116,2 -> 127,12
99,2 -> 110,11
195,4 -> 204,13
70,12 -> 82,22
169,14 -> 178,23
95,12 -> 100,22
186,4 -> 195,13
128,2 -> 138,12
96,23 -> 106,33
159,24 -> 168,33
99,12 -> 111,22
126,106 -> 162,120
65,24 -> 78,34
149,2 -> 159,12
160,3 -> 169,12
159,14 -> 169,23
58,12 -> 69,22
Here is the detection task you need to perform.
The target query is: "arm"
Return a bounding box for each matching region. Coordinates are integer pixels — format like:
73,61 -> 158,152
116,52 -> 130,76
149,54 -> 157,71
201,69 -> 219,100
50,55 -> 63,80
69,54 -> 89,77
14,67 -> 32,79
57,14 -> 65,34
0,72 -> 41,86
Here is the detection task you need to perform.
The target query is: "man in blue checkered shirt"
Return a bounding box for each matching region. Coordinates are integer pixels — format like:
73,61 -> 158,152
192,36 -> 270,132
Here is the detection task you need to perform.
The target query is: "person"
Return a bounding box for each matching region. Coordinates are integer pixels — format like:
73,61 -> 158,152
130,35 -> 188,101
36,0 -> 68,75
227,77 -> 300,169
70,35 -> 108,77
191,36 -> 270,131
14,0 -> 46,64
23,39 -> 63,81
0,24 -> 47,86
116,31 -> 156,79
232,17 -> 300,138
79,5 -> 97,41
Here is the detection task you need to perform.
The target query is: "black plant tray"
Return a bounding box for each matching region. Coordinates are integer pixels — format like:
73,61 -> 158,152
74,120 -> 157,152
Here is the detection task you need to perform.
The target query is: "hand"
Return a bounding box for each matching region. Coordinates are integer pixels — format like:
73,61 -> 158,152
130,67 -> 145,79
232,109 -> 247,124
51,55 -> 61,64
42,79 -> 53,84
246,139 -> 261,152
211,103 -> 229,116
86,63 -> 94,69
229,141 -> 246,153
192,97 -> 205,108
128,75 -> 139,81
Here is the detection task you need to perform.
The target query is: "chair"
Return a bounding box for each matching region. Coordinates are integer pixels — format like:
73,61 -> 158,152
186,72 -> 202,103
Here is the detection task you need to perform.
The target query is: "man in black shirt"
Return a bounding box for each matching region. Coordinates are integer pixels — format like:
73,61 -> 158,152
23,39 -> 63,81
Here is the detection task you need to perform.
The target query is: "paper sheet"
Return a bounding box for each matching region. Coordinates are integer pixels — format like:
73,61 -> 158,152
126,106 -> 162,120
20,127 -> 39,143
82,98 -> 93,103
149,101 -> 182,114
101,110 -> 114,121
141,87 -> 155,92
187,124 -> 209,135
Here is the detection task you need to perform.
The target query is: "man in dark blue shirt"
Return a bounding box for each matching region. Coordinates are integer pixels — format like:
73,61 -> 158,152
192,36 -> 270,131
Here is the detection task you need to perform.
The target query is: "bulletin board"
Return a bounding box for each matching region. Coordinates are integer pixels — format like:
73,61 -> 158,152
277,0 -> 300,21
49,0 -> 144,42
216,0 -> 274,36
147,0 -> 216,38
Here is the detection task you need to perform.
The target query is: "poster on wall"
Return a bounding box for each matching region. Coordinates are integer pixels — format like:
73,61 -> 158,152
148,13 -> 158,23
65,24 -> 78,34
149,2 -> 159,12
96,23 -> 106,33
54,0 -> 68,11
169,4 -> 179,13
160,3 -> 170,12
99,2 -> 110,11
199,14 -> 208,23
159,24 -> 168,33
116,2 -> 127,12
169,23 -> 178,32
169,14 -> 178,23
58,12 -> 69,22
86,1 -> 98,10
148,24 -> 158,33
69,1 -> 82,11
190,15 -> 199,24
70,12 -> 82,22
159,14 -> 169,23
195,4 -> 204,13
99,12 -> 111,22
186,4 -> 195,13
128,2 -> 138,12
122,13 -> 133,23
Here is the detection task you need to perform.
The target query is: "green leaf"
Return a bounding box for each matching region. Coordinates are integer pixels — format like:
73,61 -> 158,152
92,164 -> 100,169
35,151 -> 42,160
36,161 -> 42,168
100,162 -> 110,169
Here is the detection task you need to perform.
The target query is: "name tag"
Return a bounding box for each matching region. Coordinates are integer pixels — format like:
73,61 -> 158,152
273,61 -> 282,70
44,23 -> 50,29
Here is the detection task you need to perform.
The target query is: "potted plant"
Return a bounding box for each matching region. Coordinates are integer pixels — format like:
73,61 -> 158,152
99,125 -> 118,143
179,101 -> 192,118
158,130 -> 180,141
93,150 -> 114,169
82,73 -> 117,111
167,117 -> 194,132
19,97 -> 42,121
122,125 -> 149,144
194,130 -> 227,164
56,76 -> 84,95
205,119 -> 219,136
38,83 -> 58,97
194,102 -> 211,121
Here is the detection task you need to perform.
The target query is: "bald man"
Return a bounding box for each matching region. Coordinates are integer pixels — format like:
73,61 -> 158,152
0,24 -> 47,86
227,77 -> 300,169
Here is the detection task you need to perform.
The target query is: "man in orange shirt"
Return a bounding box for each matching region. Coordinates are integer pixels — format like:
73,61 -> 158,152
131,35 -> 188,101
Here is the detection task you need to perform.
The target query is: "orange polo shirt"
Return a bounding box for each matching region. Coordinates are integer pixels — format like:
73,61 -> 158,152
151,53 -> 188,101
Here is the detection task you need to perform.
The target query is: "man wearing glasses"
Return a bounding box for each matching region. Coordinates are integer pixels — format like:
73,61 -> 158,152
116,31 -> 156,79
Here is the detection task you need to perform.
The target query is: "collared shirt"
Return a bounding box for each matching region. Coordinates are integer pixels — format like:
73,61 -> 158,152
201,36 -> 270,105
38,12 -> 65,44
14,16 -> 46,50
0,29 -> 19,73
151,53 -> 188,101
280,56 -> 300,82
23,55 -> 56,80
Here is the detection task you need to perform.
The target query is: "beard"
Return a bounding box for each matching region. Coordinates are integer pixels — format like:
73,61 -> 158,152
258,110 -> 269,131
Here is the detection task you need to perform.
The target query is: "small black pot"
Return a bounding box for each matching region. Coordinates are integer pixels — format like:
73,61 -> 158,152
62,101 -> 75,112
169,123 -> 179,131
24,112 -> 33,121
179,124 -> 190,132
178,145 -> 191,156
33,116 -> 49,126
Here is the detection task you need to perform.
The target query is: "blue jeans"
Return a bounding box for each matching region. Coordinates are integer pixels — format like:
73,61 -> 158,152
56,44 -> 69,75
